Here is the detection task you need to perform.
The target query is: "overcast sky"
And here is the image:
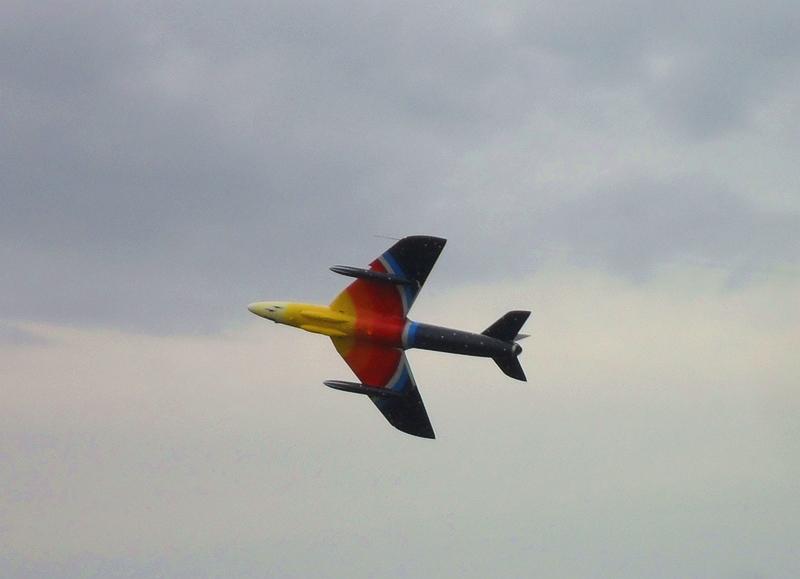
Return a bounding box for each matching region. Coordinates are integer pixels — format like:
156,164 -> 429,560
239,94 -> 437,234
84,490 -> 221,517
2,1 -> 799,578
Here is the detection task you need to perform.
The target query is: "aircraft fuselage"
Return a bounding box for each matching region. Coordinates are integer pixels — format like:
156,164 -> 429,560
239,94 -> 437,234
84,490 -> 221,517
247,301 -> 519,359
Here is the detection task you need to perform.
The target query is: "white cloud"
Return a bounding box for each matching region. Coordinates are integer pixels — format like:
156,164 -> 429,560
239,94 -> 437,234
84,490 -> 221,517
3,266 -> 798,577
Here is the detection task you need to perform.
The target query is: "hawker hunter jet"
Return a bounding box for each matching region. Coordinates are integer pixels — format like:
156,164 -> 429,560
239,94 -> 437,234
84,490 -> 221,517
248,236 -> 530,439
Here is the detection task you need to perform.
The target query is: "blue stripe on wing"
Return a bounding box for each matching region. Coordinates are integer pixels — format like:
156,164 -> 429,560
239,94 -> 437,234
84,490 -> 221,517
380,251 -> 415,313
370,353 -> 434,439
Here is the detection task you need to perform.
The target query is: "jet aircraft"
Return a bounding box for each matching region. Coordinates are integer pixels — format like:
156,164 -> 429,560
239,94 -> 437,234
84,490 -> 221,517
248,235 -> 530,439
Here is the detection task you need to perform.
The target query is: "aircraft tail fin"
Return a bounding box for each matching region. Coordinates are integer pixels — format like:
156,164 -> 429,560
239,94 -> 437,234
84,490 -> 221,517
483,311 -> 530,382
482,311 -> 530,342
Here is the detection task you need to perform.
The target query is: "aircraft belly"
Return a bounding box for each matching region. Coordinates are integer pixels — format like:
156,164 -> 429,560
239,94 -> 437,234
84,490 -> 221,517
299,309 -> 350,324
406,322 -> 509,358
299,324 -> 349,337
354,315 -> 404,347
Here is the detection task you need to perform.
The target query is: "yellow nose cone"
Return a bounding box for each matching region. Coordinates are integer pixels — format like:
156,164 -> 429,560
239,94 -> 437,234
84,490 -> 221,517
247,301 -> 289,322
248,302 -> 273,318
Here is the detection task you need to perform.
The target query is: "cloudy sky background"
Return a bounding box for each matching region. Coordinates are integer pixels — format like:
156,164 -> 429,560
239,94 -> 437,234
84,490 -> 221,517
2,1 -> 799,577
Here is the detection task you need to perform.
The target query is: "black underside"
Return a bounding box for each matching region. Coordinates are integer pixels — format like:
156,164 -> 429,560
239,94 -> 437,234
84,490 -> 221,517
371,389 -> 435,439
411,323 -> 512,358
410,322 -> 528,382
323,377 -> 435,439
383,236 -> 447,288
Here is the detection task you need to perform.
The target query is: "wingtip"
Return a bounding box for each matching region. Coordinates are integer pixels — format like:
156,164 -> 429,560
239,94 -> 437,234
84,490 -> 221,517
395,422 -> 436,440
415,429 -> 437,440
420,425 -> 436,439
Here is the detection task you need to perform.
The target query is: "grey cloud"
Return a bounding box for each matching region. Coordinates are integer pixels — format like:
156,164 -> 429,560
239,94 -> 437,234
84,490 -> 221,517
515,0 -> 800,137
1,1 -> 518,332
641,5 -> 800,138
2,291 -> 799,578
532,176 -> 800,280
2,1 -> 799,333
420,176 -> 800,288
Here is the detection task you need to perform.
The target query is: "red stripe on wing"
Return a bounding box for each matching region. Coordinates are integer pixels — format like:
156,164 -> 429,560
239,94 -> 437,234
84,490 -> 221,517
340,341 -> 402,387
346,260 -> 405,319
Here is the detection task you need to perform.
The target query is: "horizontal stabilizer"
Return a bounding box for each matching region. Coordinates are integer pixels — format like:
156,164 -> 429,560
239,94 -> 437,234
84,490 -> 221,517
324,380 -> 403,399
493,355 -> 527,381
330,265 -> 415,286
482,311 -> 531,343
